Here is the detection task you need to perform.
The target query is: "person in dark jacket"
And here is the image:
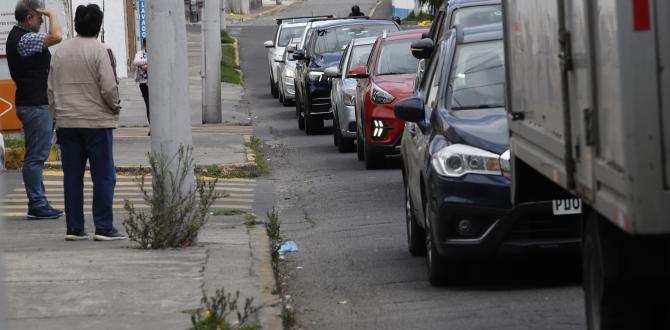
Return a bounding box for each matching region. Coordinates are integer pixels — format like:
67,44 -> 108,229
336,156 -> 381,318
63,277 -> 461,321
348,5 -> 365,17
6,0 -> 63,220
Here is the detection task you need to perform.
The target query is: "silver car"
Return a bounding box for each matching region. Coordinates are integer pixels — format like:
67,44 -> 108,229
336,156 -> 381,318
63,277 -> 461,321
275,37 -> 301,106
264,21 -> 308,99
325,37 -> 376,152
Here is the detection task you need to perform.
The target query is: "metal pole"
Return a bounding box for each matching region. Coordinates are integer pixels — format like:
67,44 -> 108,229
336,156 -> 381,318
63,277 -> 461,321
146,0 -> 194,193
220,0 -> 226,32
202,0 -> 222,123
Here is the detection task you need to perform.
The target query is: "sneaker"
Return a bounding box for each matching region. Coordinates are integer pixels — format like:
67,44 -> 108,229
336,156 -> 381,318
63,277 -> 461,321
47,205 -> 64,216
93,228 -> 127,241
27,206 -> 62,220
65,228 -> 90,241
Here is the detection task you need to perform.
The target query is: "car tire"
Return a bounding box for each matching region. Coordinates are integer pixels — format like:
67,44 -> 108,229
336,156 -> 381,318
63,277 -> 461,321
305,116 -> 322,135
356,130 -> 364,161
333,114 -> 340,146
338,136 -> 355,153
278,88 -> 285,104
298,112 -> 305,130
364,139 -> 384,169
424,200 -> 449,286
405,183 -> 426,256
270,76 -> 278,98
282,95 -> 292,107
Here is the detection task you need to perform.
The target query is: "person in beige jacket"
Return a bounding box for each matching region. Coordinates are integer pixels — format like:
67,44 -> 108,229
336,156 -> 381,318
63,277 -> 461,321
47,4 -> 125,241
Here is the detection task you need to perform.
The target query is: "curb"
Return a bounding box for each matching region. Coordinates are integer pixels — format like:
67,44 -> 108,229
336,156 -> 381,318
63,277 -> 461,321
249,225 -> 283,329
4,147 -> 60,170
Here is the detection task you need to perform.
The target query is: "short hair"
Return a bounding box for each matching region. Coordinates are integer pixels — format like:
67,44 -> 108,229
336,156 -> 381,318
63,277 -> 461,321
74,4 -> 103,37
14,0 -> 44,22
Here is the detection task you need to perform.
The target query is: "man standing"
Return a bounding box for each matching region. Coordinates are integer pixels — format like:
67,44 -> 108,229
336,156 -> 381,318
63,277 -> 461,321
6,0 -> 63,219
48,4 -> 125,241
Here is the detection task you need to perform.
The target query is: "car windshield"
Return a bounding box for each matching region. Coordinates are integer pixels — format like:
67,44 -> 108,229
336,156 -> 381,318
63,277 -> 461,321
314,24 -> 397,54
375,39 -> 418,75
446,40 -> 505,110
278,26 -> 304,47
347,44 -> 373,71
451,5 -> 503,28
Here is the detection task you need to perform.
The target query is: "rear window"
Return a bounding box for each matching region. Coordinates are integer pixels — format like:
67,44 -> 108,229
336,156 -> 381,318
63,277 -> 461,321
375,39 -> 418,75
348,44 -> 374,70
278,26 -> 305,47
446,40 -> 505,110
451,5 -> 503,28
314,24 -> 398,54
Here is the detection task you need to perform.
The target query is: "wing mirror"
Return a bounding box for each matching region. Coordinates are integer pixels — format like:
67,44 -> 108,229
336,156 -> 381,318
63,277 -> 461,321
274,57 -> 285,63
264,40 -> 275,48
292,49 -> 306,60
421,31 -> 431,39
324,66 -> 340,78
411,39 -> 434,59
286,44 -> 297,53
394,96 -> 425,123
347,66 -> 368,78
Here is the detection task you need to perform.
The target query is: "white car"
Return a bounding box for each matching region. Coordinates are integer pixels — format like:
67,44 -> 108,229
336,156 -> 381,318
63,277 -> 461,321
264,16 -> 332,99
275,37 -> 301,106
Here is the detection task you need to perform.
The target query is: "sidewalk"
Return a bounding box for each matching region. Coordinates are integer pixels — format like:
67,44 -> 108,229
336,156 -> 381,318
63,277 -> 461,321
1,26 -> 282,329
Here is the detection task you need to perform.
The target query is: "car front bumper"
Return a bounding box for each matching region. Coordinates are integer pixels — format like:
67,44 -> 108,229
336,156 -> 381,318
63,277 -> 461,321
282,76 -> 295,99
336,104 -> 356,139
426,171 -> 581,260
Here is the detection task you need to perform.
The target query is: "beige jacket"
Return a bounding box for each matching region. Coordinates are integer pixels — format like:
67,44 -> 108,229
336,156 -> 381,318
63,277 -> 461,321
48,36 -> 121,128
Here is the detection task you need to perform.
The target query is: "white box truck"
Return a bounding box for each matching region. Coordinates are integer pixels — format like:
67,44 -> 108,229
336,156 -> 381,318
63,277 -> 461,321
502,0 -> 670,328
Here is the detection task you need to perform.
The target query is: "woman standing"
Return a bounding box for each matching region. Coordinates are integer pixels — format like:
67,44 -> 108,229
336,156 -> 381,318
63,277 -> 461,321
134,38 -> 149,126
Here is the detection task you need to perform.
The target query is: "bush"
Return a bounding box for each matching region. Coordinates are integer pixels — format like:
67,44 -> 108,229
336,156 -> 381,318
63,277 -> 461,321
190,287 -> 261,330
123,146 -> 220,249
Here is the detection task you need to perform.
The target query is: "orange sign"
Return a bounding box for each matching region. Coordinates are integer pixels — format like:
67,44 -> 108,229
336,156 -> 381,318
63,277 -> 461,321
0,80 -> 22,131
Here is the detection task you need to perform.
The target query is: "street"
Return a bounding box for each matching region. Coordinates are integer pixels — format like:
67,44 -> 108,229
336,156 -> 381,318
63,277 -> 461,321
234,2 -> 587,329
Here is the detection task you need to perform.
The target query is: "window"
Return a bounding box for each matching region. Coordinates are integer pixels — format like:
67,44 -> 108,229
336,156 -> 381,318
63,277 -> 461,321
450,5 -> 503,28
375,40 -> 418,75
446,40 -> 505,110
278,26 -> 305,47
313,24 -> 397,55
424,43 -> 447,109
348,44 -> 373,71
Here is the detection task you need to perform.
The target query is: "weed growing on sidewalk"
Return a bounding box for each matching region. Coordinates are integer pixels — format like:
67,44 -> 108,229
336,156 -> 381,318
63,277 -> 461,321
190,287 -> 261,330
246,137 -> 268,175
3,132 -> 24,149
123,146 -> 220,249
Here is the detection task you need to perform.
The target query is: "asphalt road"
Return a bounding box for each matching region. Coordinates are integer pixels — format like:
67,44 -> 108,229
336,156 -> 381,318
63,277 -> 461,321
238,2 -> 584,328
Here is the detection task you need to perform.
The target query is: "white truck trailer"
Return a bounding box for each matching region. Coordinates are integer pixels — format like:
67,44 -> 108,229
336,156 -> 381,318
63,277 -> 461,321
502,0 -> 670,328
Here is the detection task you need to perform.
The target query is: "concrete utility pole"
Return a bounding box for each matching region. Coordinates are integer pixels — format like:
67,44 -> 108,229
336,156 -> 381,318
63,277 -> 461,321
220,0 -> 227,32
202,0 -> 222,123
146,0 -> 194,192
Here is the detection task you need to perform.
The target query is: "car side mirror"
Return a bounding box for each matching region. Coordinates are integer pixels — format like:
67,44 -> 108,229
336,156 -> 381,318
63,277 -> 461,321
347,66 -> 368,78
264,40 -> 275,48
293,50 -> 306,61
286,44 -> 297,53
394,96 -> 425,123
421,31 -> 431,39
411,39 -> 434,59
324,66 -> 340,78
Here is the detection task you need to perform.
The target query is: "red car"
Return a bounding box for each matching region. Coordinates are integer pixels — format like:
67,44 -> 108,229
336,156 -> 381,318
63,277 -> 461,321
351,29 -> 427,169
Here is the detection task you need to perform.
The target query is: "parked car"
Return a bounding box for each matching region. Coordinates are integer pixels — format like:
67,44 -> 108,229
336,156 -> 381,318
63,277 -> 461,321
395,24 -> 580,285
264,16 -> 332,98
353,29 -> 426,169
0,132 -> 4,172
412,0 -> 502,91
324,36 -> 377,152
293,19 -> 400,134
275,37 -> 302,106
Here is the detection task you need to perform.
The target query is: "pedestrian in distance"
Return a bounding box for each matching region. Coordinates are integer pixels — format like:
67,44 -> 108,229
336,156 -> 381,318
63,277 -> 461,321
133,38 -> 150,129
6,0 -> 63,220
348,5 -> 365,17
47,4 -> 126,241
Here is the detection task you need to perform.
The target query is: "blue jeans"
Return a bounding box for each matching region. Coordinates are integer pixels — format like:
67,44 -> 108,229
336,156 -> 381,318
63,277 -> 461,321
56,128 -> 116,231
15,105 -> 53,211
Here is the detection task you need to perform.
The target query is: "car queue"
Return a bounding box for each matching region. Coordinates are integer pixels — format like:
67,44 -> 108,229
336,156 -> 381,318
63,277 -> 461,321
264,0 -> 580,286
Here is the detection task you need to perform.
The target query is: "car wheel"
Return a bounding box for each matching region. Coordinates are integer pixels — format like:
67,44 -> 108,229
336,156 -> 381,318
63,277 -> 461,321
298,111 -> 305,130
338,136 -> 355,153
270,76 -> 278,98
405,183 -> 425,256
356,130 -> 364,161
364,139 -> 384,169
333,117 -> 340,146
424,200 -> 449,286
282,95 -> 292,106
305,116 -> 323,135
278,88 -> 285,104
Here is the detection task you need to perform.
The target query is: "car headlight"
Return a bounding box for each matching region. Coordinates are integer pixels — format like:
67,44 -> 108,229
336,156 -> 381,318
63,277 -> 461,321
343,89 -> 356,106
370,82 -> 394,104
284,68 -> 295,78
431,144 -> 502,177
308,71 -> 324,82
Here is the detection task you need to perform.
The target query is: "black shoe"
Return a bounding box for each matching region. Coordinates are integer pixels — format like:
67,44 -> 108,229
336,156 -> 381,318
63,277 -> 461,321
65,228 -> 90,241
47,205 -> 64,216
93,228 -> 127,241
27,206 -> 62,220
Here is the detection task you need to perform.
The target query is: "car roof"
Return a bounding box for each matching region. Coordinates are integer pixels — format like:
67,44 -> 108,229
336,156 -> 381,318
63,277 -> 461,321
382,29 -> 428,41
458,23 -> 503,44
352,36 -> 378,46
442,0 -> 500,11
315,19 -> 397,30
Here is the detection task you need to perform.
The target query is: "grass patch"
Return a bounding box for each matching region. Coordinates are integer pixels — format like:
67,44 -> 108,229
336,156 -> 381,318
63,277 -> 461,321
246,136 -> 268,175
213,208 -> 247,216
195,164 -> 260,179
243,213 -> 259,226
3,133 -> 25,149
222,40 -> 241,84
221,30 -> 236,44
401,11 -> 434,24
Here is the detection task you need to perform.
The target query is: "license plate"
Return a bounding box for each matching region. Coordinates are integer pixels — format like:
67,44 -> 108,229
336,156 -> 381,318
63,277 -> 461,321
552,199 -> 582,215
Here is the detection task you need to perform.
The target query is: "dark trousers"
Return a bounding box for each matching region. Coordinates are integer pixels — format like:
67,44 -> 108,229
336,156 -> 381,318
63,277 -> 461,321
139,83 -> 150,123
56,128 -> 116,231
